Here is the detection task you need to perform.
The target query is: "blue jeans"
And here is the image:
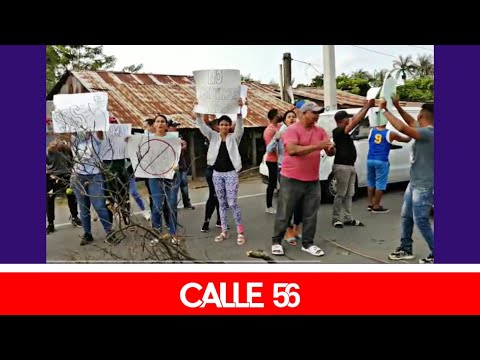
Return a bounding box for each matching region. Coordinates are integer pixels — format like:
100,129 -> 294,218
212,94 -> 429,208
400,183 -> 434,253
129,177 -> 145,211
178,170 -> 192,206
71,173 -> 112,235
148,174 -> 179,235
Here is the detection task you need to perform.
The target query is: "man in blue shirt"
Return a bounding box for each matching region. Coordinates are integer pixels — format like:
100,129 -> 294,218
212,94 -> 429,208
367,123 -> 410,213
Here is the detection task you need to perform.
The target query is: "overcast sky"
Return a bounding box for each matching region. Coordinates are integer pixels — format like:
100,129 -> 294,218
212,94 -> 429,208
102,45 -> 434,86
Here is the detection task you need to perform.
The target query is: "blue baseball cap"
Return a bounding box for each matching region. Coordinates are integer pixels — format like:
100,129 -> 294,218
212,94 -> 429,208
295,100 -> 306,109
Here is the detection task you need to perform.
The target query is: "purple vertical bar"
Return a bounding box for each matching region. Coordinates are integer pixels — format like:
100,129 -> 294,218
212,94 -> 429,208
0,45 -> 46,263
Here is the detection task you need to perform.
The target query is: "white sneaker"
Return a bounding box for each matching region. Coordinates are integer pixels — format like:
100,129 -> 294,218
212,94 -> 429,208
142,210 -> 151,221
266,207 -> 277,215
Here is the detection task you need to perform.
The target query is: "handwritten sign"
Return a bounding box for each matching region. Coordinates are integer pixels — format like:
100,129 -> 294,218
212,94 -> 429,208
193,69 -> 241,115
52,92 -> 109,133
107,124 -> 131,137
100,124 -> 132,160
127,134 -> 181,179
370,77 -> 397,127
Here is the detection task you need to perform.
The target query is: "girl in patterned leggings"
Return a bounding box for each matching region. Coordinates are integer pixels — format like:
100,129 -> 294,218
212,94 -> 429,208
195,98 -> 246,245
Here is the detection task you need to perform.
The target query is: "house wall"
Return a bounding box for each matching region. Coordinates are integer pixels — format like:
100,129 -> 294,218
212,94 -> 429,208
57,76 -> 88,95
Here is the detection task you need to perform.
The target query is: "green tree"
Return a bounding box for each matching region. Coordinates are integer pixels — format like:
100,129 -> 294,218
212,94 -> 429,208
413,54 -> 434,77
122,64 -> 144,73
241,74 -> 255,82
393,55 -> 415,80
371,69 -> 389,87
310,74 -> 324,87
46,45 -> 61,94
351,69 -> 372,81
46,45 -> 117,94
336,73 -> 371,97
396,77 -> 434,102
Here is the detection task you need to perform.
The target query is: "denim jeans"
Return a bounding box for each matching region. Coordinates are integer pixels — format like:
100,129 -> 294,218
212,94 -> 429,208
400,183 -> 434,253
178,170 -> 192,206
148,174 -> 179,235
70,173 -> 111,235
129,177 -> 145,211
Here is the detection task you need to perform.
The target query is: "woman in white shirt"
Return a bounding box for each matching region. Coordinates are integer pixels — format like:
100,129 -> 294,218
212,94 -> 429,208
195,98 -> 246,245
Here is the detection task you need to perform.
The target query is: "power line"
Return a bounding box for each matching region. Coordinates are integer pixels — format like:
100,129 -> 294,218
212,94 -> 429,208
350,45 -> 398,58
408,45 -> 434,52
291,58 -> 322,75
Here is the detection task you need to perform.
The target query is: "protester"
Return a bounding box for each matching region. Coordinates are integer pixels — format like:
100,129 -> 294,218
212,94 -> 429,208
167,119 -> 195,210
263,108 -> 283,215
136,118 -> 156,215
46,136 -> 81,234
266,110 -> 302,245
271,101 -> 335,257
331,100 -> 375,228
70,131 -> 118,246
147,115 -> 181,244
383,99 -> 434,264
195,99 -> 247,245
367,116 -> 411,213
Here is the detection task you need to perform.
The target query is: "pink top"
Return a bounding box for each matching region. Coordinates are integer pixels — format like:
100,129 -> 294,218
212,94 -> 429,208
281,122 -> 329,182
263,123 -> 281,162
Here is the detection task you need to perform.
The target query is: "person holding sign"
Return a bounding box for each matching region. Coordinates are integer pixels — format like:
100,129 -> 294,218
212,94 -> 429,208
70,131 -> 118,246
195,98 -> 247,245
367,117 -> 411,213
147,114 -> 181,244
331,100 -> 375,229
382,99 -> 434,264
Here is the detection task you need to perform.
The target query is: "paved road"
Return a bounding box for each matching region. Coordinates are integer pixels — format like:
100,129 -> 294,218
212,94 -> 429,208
46,177 -> 432,264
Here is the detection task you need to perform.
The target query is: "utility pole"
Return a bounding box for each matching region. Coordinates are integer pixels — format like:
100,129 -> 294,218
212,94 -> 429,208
323,45 -> 337,111
279,64 -> 284,101
282,53 -> 292,103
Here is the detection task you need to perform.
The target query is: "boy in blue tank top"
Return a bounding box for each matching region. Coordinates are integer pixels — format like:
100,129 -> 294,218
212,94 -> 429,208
367,124 -> 410,213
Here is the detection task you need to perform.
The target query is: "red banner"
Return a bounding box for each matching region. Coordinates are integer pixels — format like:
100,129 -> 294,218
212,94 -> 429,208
0,272 -> 479,315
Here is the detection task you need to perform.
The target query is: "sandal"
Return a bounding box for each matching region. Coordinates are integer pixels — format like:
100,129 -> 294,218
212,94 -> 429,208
301,245 -> 325,257
237,234 -> 246,245
215,232 -> 229,242
271,244 -> 285,256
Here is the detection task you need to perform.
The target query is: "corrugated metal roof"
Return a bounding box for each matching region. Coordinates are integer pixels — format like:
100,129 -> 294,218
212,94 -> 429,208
293,87 -> 424,108
68,71 -> 293,128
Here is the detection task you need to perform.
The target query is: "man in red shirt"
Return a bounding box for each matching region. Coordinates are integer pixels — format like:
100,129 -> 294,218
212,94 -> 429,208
271,102 -> 335,257
263,109 -> 283,214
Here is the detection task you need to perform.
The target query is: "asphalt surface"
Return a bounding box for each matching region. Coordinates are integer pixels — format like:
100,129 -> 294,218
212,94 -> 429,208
46,177 -> 432,264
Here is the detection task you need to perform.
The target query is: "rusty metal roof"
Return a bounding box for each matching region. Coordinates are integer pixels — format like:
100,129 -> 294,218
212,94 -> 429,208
66,71 -> 293,128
